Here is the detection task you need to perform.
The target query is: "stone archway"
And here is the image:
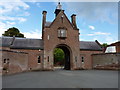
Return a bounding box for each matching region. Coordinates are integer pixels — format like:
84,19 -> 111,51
53,44 -> 71,70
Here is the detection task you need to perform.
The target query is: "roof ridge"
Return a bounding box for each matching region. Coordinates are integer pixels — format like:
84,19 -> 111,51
80,41 -> 96,42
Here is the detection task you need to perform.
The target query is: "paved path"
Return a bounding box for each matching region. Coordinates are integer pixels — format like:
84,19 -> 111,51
2,70 -> 118,88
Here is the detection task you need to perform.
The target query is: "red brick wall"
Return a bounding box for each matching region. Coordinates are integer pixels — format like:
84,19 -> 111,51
10,49 -> 43,70
92,53 -> 120,70
43,11 -> 80,70
80,50 -> 103,69
0,47 -> 10,50
116,44 -> 120,53
1,50 -> 28,75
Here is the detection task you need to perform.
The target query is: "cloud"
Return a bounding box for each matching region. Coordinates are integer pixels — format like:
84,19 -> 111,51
0,1 -> 29,14
6,21 -> 16,25
89,25 -> 95,30
18,18 -> 27,22
5,0 -> 119,2
0,22 -> 10,36
0,16 -> 27,23
86,31 -> 117,44
87,32 -> 111,36
17,12 -> 30,16
105,35 -> 117,44
65,2 -> 118,24
36,3 -> 41,7
23,29 -> 42,39
0,0 -> 30,37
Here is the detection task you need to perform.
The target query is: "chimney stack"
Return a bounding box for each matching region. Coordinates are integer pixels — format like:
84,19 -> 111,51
42,11 -> 47,39
42,11 -> 47,30
71,14 -> 77,29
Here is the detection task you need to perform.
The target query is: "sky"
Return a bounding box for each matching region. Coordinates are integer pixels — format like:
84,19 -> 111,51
0,0 -> 119,44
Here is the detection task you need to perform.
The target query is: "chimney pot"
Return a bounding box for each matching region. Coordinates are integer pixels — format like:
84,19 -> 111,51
42,11 -> 47,14
71,14 -> 77,29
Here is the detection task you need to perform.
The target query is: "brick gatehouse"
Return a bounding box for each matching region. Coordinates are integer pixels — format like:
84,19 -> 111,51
1,2 -> 104,74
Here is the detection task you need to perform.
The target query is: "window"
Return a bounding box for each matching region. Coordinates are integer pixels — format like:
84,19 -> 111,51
58,29 -> 67,38
75,56 -> 77,62
38,56 -> 41,63
4,59 -> 6,63
105,46 -> 116,53
7,59 -> 9,63
4,59 -> 10,63
82,57 -> 84,63
47,35 -> 50,40
48,56 -> 49,62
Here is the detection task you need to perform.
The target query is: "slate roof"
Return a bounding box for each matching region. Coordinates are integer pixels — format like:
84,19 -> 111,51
0,36 -> 13,47
45,22 -> 52,27
10,38 -> 44,50
80,41 -> 102,51
0,49 -> 28,54
0,37 -> 43,50
1,37 -> 102,51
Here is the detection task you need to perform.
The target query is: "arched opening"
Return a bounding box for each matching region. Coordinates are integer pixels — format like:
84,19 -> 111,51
53,45 -> 71,70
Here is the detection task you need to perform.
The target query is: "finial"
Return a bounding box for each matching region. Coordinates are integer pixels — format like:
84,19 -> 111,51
58,0 -> 60,4
56,0 -> 62,10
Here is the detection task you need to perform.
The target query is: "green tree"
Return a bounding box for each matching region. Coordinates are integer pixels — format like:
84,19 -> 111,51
2,27 -> 24,38
102,43 -> 108,47
54,48 -> 65,66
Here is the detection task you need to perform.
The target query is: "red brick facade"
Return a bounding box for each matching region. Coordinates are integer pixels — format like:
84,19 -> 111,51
10,49 -> 43,70
80,50 -> 103,69
1,49 -> 28,75
0,3 -> 104,74
43,10 -> 80,70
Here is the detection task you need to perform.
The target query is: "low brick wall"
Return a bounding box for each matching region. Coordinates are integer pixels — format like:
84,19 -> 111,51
1,49 -> 28,75
80,50 -> 103,69
11,49 -> 43,71
92,53 -> 120,70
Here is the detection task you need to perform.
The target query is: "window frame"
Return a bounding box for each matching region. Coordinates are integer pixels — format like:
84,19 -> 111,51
58,28 -> 67,38
3,59 -> 6,63
81,56 -> 84,63
38,56 -> 41,64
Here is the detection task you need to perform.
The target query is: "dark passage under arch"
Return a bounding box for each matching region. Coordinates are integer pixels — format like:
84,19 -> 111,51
54,45 -> 71,70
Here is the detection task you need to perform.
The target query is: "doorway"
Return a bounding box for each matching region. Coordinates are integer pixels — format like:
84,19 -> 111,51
53,45 -> 71,70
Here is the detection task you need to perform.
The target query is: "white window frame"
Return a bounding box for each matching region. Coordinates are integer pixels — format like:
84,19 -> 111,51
81,57 -> 84,64
58,29 -> 67,38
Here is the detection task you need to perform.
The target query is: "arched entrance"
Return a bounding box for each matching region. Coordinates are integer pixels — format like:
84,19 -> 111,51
53,44 -> 71,70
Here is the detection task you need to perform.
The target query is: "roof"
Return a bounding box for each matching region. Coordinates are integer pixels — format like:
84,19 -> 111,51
80,41 -> 102,51
1,37 -> 102,51
48,10 -> 79,30
0,36 -> 13,47
0,49 -> 28,54
1,37 -> 43,50
45,22 -> 52,27
10,38 -> 44,50
108,41 -> 120,46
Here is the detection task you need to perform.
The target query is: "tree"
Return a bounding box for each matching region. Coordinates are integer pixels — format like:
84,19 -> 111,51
54,48 -> 65,66
102,43 -> 108,48
2,27 -> 24,38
